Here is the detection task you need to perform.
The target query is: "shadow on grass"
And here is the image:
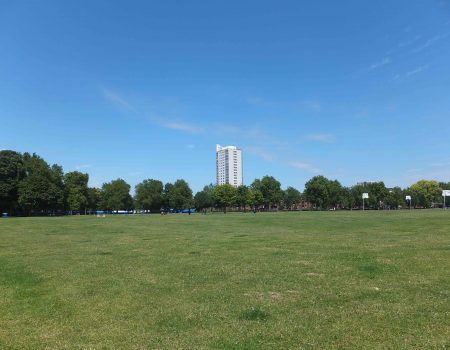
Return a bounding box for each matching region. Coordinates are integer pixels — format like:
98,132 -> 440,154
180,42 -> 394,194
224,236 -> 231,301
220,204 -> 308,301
240,306 -> 268,321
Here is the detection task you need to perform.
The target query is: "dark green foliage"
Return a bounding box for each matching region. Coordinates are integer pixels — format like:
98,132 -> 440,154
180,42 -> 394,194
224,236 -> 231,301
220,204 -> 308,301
1,149 -> 450,216
339,187 -> 355,209
439,182 -> 450,190
194,184 -> 215,210
213,184 -> 237,212
246,189 -> 264,209
162,182 -> 174,209
160,180 -> 193,211
304,175 -> 344,209
0,151 -> 127,215
134,179 -> 164,211
101,179 -> 133,211
366,182 -> 389,209
235,185 -> 249,210
304,176 -> 329,209
351,182 -> 389,209
0,151 -> 103,215
167,179 -> 193,210
18,153 -> 65,214
0,150 -> 25,214
283,186 -> 302,210
87,187 -> 102,212
408,180 -> 442,208
251,176 -> 283,209
386,187 -> 405,209
65,171 -> 89,212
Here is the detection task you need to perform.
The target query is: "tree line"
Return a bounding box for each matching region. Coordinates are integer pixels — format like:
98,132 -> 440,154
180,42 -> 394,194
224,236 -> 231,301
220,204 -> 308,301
0,150 -> 194,215
195,176 -> 449,211
1,150 -> 449,215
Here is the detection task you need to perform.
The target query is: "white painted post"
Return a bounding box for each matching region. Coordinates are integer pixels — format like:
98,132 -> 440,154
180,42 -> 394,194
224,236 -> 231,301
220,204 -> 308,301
362,193 -> 369,211
406,195 -> 412,210
443,190 -> 450,210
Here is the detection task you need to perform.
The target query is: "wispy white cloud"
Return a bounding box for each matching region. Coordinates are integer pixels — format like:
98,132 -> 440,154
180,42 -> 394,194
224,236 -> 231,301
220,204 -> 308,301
390,169 -> 450,188
390,158 -> 450,187
399,35 -> 422,48
393,65 -> 429,81
101,87 -> 204,135
161,121 -> 204,134
75,164 -> 91,170
101,88 -> 137,112
100,87 -> 295,166
413,33 -> 450,53
245,147 -> 276,162
306,133 -> 335,143
289,161 -> 322,174
429,160 -> 450,168
213,124 -> 282,146
405,65 -> 429,77
369,57 -> 391,70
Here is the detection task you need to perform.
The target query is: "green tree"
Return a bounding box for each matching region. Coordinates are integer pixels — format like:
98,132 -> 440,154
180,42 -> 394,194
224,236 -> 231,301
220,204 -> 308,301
247,189 -> 264,211
350,184 -> 365,209
351,182 -> 389,209
283,186 -> 302,210
49,164 -> 66,212
439,182 -> 450,191
101,179 -> 133,211
162,183 -> 174,210
385,187 -> 405,209
304,176 -> 345,210
327,180 -> 344,209
194,184 -> 215,211
134,179 -> 164,211
236,185 -> 249,211
213,184 -> 237,213
65,171 -> 89,213
367,182 -> 389,209
87,187 -> 102,212
409,180 -> 442,208
340,187 -> 355,209
251,176 -> 283,209
168,179 -> 193,211
0,150 -> 25,214
18,153 -> 65,215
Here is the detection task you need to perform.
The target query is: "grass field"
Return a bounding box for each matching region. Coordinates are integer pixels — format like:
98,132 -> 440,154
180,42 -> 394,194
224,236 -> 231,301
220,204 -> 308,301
0,211 -> 449,349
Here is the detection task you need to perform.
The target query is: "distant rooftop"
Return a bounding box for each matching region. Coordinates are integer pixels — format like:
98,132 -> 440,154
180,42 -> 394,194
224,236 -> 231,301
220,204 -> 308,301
216,144 -> 240,152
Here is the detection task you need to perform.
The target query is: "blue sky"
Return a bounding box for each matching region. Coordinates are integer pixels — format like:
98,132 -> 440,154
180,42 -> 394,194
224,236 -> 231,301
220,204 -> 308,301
1,0 -> 450,192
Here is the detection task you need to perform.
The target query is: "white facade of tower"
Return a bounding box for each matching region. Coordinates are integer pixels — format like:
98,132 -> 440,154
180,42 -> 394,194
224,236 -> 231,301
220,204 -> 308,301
216,144 -> 243,187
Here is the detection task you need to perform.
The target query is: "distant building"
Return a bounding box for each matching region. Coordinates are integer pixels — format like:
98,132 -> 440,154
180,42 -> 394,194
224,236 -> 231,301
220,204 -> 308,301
216,144 -> 243,187
357,182 -> 374,187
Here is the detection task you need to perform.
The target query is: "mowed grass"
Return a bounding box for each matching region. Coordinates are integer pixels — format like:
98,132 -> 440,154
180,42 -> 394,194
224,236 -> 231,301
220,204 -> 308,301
0,211 -> 449,349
